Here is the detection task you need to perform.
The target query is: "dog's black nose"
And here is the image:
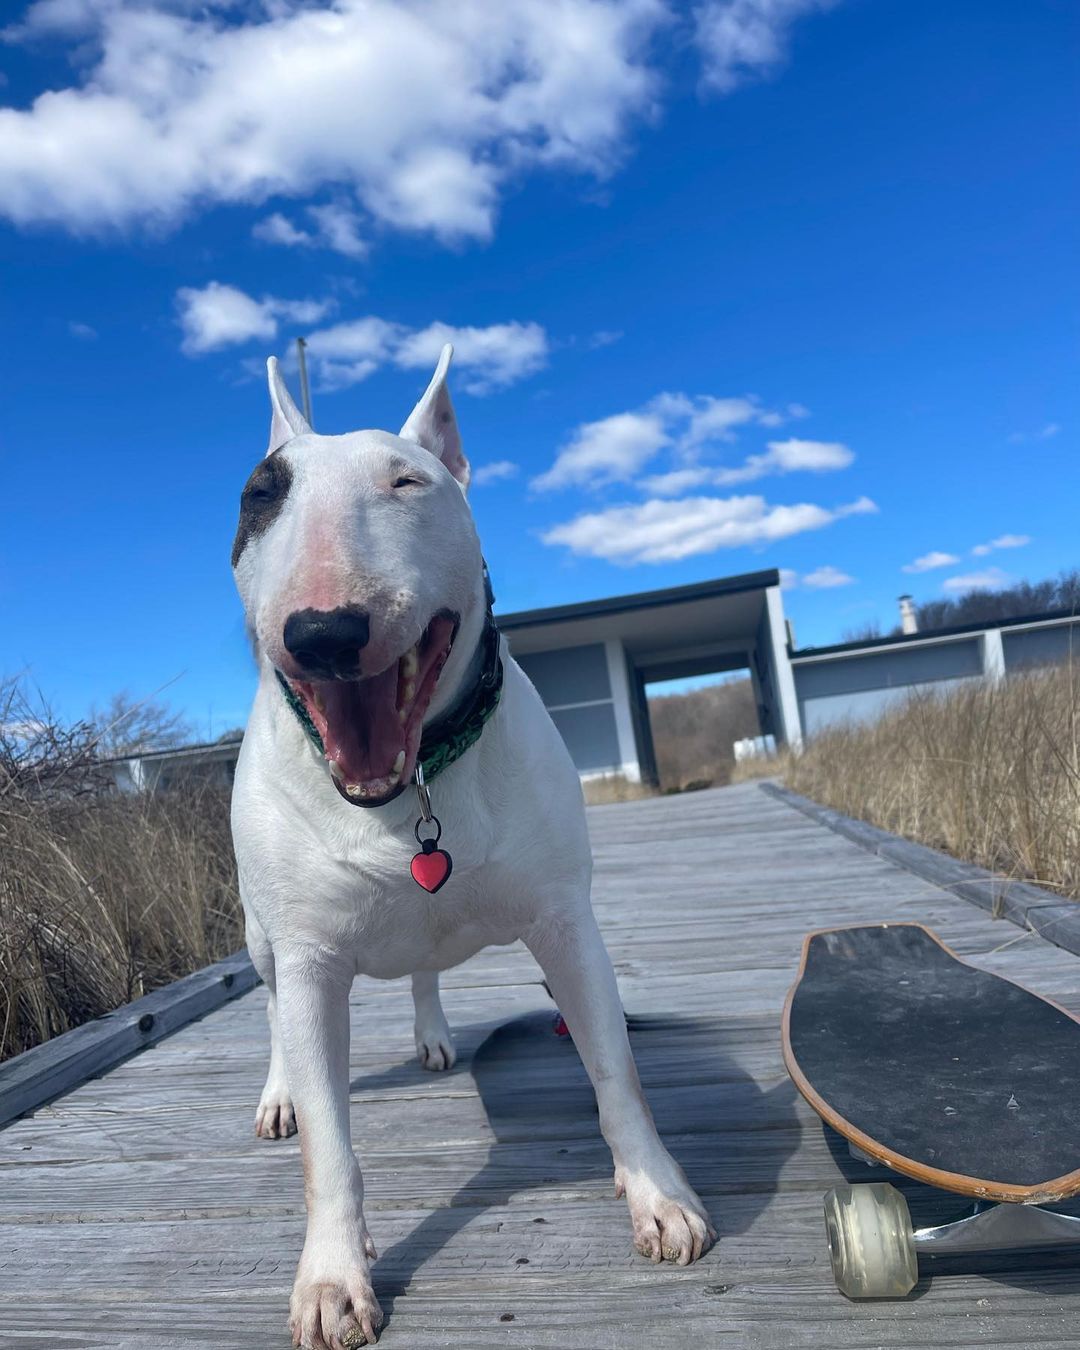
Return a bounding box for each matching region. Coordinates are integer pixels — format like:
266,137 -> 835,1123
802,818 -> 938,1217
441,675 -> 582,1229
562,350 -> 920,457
283,607 -> 370,677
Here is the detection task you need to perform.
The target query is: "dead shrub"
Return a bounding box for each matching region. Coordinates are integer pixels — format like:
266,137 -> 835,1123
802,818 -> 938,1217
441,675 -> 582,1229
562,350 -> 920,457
581,774 -> 655,806
785,664 -> 1080,898
648,678 -> 760,791
0,679 -> 242,1062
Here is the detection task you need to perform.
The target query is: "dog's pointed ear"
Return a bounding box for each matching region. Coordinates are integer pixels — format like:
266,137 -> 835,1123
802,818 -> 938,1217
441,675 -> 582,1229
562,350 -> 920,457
399,344 -> 470,490
266,356 -> 311,456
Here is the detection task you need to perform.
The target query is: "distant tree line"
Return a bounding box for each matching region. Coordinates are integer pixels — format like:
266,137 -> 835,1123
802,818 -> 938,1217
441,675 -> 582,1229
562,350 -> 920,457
916,569 -> 1080,632
841,569 -> 1080,644
87,691 -> 244,756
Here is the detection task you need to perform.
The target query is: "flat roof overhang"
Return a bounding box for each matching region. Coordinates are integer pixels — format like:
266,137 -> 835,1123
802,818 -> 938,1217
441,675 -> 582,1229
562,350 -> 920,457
498,569 -> 780,680
790,606 -> 1080,664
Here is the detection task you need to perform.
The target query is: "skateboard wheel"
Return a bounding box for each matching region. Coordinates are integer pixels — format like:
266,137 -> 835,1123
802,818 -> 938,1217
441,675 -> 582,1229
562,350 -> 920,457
823,1183 -> 917,1299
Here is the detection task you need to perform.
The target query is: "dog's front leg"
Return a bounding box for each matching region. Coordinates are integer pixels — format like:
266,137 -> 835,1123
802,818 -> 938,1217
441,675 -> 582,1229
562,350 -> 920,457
411,970 -> 456,1071
526,909 -> 716,1266
276,946 -> 382,1349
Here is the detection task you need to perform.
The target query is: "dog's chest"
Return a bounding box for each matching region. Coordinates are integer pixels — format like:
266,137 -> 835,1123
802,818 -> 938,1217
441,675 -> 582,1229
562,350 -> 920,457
315,850 -> 524,979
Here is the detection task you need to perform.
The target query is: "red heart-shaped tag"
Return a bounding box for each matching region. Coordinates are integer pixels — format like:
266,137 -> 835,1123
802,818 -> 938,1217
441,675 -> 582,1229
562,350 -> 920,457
411,845 -> 453,893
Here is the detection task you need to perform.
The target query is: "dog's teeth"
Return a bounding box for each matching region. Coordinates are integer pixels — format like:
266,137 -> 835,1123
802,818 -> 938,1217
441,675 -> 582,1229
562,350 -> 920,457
346,783 -> 364,798
398,706 -> 408,724
402,647 -> 419,679
392,750 -> 406,776
402,680 -> 415,705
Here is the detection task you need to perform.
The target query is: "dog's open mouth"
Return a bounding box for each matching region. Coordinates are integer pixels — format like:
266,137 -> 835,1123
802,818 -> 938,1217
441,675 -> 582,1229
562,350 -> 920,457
287,613 -> 458,806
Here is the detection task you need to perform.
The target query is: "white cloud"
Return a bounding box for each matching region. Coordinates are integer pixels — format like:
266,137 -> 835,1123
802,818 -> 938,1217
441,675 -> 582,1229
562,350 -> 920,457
533,411 -> 671,491
943,567 -> 1010,594
307,203 -> 368,259
0,1 -> 853,242
695,0 -> 839,93
254,203 -> 368,258
541,493 -> 876,564
1009,422 -> 1060,444
304,315 -> 403,389
714,437 -> 853,484
779,568 -> 800,590
902,550 -> 960,574
803,564 -> 854,589
252,213 -> 314,249
640,438 -> 852,492
971,533 -> 1031,557
176,281 -> 333,355
177,283 -> 549,392
6,1 -> 254,41
679,395 -> 764,447
68,320 -> 98,339
0,0 -> 667,239
471,460 -> 520,487
533,391 -> 814,491
588,329 -> 624,349
393,320 -> 548,394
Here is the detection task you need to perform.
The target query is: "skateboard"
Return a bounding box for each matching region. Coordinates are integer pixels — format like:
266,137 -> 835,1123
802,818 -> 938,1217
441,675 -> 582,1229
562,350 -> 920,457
782,922 -> 1080,1298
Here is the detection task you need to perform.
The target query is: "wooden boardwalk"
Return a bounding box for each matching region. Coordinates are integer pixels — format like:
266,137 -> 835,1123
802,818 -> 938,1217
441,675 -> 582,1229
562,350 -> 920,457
4,782 -> 1080,1348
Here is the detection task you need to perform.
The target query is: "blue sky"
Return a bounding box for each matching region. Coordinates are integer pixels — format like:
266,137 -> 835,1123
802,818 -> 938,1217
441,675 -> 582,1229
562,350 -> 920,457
1,0 -> 1077,735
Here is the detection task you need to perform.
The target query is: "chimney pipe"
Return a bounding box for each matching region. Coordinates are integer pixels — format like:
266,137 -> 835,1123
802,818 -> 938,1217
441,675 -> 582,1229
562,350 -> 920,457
898,594 -> 918,635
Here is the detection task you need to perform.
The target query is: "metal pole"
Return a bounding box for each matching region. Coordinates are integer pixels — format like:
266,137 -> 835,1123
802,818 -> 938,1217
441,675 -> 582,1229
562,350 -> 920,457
296,336 -> 314,428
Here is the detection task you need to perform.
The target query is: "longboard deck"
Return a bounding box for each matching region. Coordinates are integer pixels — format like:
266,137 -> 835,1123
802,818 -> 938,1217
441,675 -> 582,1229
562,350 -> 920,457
783,923 -> 1080,1204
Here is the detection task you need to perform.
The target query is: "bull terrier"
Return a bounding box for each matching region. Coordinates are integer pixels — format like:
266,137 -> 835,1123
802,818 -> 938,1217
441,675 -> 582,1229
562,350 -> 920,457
230,346 -> 714,1348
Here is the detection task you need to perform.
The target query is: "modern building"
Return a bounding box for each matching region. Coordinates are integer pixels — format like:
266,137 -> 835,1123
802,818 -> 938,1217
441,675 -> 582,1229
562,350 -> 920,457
790,605 -> 1080,737
500,569 -> 797,784
103,737 -> 241,794
105,569 -> 1080,792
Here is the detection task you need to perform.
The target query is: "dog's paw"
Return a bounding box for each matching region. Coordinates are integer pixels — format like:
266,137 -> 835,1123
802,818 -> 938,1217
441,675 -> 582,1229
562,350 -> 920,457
290,1241 -> 382,1349
255,1084 -> 296,1140
617,1160 -> 716,1266
414,1019 -> 456,1072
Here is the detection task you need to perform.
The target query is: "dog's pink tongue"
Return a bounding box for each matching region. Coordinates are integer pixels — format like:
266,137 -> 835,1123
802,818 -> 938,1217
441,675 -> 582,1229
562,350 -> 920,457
320,665 -> 403,784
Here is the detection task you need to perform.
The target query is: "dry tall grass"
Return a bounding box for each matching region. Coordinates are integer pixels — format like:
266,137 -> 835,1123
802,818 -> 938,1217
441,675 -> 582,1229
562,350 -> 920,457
580,774 -> 656,806
0,682 -> 241,1063
786,664 -> 1080,899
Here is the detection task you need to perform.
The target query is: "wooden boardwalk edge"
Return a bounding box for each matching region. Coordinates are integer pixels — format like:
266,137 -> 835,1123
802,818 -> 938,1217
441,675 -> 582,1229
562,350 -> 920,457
0,950 -> 258,1128
761,781 -> 1080,955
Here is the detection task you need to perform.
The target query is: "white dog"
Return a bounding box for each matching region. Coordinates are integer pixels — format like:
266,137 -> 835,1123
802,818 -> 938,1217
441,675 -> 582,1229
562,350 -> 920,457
230,347 -> 714,1349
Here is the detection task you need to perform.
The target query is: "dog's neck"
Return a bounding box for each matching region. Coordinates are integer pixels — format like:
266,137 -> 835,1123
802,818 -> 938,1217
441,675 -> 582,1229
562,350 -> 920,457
415,606 -> 503,780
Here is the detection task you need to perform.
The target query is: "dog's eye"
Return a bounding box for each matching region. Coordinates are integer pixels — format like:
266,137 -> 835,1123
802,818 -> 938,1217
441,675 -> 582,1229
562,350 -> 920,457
392,474 -> 424,490
243,462 -> 286,502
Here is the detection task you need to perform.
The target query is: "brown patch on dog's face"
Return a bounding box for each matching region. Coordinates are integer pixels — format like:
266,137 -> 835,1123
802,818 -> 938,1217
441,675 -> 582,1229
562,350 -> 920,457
231,450 -> 293,568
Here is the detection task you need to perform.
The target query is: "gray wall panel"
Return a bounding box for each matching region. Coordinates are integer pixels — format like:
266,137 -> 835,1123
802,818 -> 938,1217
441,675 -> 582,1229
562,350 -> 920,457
794,638 -> 982,701
800,679 -> 980,736
514,643 -> 611,707
1003,624 -> 1080,671
549,704 -> 622,772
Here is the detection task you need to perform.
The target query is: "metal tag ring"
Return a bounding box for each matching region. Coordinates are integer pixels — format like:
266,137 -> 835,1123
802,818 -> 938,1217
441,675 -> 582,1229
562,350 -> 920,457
414,813 -> 443,847
414,761 -> 433,822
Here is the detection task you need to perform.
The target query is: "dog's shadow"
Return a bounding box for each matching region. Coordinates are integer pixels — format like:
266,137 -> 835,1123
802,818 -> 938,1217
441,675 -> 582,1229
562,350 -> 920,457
352,1008 -> 800,1320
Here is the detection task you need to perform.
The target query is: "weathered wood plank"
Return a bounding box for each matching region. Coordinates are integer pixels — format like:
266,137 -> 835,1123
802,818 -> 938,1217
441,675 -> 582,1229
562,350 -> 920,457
0,951 -> 258,1128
